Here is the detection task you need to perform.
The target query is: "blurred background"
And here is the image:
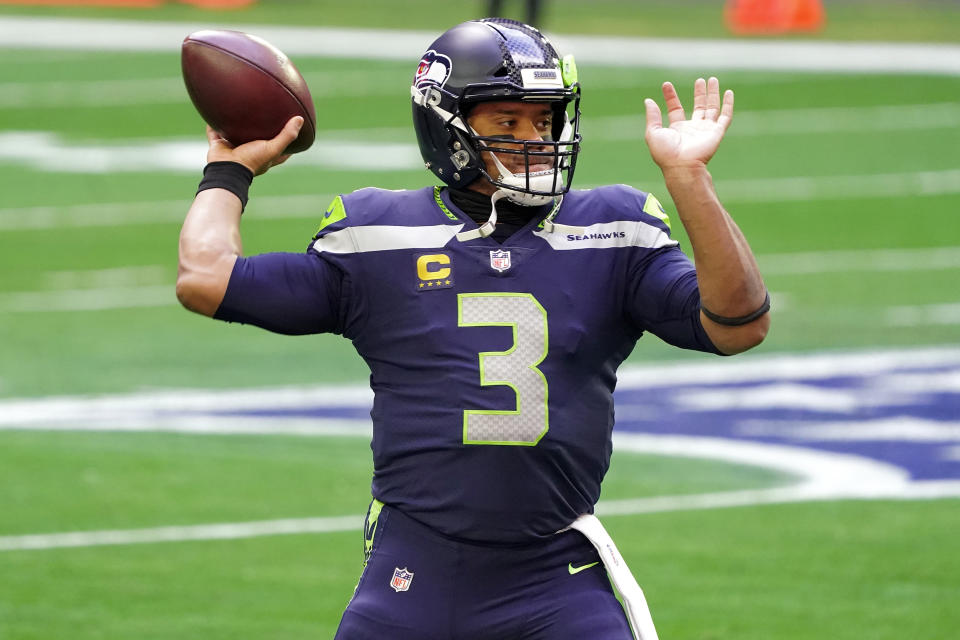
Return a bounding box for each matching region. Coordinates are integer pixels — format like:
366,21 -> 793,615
0,1 -> 958,639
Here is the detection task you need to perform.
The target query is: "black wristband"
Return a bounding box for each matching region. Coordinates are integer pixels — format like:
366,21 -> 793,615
197,161 -> 254,211
701,291 -> 771,326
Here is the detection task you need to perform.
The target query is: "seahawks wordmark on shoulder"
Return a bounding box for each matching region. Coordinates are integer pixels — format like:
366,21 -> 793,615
566,231 -> 628,241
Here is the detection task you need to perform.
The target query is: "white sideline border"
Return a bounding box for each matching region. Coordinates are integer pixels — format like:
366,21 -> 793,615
1,16 -> 959,75
0,432 -> 947,552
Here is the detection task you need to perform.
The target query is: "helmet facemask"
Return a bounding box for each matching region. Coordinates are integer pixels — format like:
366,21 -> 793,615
465,94 -> 581,206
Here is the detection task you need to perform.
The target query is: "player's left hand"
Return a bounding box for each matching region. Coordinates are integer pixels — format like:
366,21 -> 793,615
644,77 -> 733,171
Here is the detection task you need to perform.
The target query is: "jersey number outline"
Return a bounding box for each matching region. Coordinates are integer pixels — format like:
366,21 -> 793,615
457,292 -> 549,446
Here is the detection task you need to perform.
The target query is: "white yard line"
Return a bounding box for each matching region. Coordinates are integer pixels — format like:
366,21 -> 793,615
19,244 -> 952,315
0,285 -> 175,312
0,194 -> 333,230
588,102 -> 960,139
739,417 -> 960,442
615,346 -> 960,388
0,71 -> 403,109
758,247 -> 960,275
885,302 -> 960,326
0,267 -> 179,312
1,155 -> 958,226
1,248 -> 957,314
12,131 -> 960,199
2,126 -> 960,195
0,132 -> 423,173
43,265 -> 171,289
0,246 -> 957,312
554,34 -> 960,76
0,516 -> 363,552
0,77 -> 189,109
0,384 -> 375,428
1,17 -> 959,75
729,102 -> 960,135
712,168 -> 960,202
10,478 -> 960,552
0,432 -> 934,552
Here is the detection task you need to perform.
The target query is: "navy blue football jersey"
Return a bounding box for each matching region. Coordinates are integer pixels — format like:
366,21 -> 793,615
216,184 -> 719,543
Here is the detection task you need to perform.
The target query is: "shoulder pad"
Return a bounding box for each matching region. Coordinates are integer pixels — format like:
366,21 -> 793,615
563,185 -> 673,234
313,186 -> 452,239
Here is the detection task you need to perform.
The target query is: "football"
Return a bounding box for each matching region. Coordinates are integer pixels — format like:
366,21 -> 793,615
181,29 -> 316,154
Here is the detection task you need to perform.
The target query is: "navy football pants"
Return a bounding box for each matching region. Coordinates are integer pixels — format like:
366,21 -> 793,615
334,502 -> 633,639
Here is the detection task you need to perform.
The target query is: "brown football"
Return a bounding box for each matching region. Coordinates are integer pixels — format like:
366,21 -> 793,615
181,29 -> 316,154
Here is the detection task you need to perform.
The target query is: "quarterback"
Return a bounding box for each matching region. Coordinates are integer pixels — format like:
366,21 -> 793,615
177,18 -> 769,640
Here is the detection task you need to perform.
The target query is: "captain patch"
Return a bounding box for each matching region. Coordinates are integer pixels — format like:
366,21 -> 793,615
416,253 -> 454,291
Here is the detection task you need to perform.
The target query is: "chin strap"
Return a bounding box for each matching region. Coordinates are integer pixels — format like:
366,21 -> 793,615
540,196 -> 585,235
456,190 -> 508,241
456,191 -> 586,242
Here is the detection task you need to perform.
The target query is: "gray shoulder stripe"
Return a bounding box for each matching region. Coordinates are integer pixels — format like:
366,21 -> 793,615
312,224 -> 465,254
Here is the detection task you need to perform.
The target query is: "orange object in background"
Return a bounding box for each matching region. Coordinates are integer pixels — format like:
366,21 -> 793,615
788,0 -> 826,31
725,0 -> 825,35
178,0 -> 256,6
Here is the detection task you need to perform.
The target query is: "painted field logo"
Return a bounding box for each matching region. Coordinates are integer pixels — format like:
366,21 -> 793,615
489,249 -> 511,272
390,567 -> 414,592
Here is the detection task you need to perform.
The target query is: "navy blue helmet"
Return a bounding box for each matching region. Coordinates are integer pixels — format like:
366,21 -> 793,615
411,18 -> 581,204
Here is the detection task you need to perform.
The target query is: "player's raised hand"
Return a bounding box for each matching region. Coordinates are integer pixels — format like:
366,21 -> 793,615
644,77 -> 733,171
205,115 -> 304,176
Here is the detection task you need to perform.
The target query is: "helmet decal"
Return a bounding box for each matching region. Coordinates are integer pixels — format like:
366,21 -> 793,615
414,50 -> 453,93
519,67 -> 564,89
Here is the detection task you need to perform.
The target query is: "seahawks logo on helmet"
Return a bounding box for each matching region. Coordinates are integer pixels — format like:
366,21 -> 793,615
414,50 -> 452,93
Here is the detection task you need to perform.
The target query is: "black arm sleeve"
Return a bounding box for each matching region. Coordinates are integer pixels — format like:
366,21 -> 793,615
213,252 -> 344,336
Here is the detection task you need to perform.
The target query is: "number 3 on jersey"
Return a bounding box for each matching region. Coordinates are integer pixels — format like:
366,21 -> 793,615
457,293 -> 549,446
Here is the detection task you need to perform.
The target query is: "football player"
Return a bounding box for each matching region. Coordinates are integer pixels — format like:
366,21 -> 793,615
177,18 -> 769,640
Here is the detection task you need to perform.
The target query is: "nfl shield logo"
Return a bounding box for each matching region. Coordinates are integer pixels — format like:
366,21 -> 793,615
489,249 -> 511,272
390,567 -> 414,592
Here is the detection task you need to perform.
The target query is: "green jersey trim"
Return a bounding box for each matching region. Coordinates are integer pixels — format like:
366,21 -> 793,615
433,186 -> 460,221
363,498 -> 385,566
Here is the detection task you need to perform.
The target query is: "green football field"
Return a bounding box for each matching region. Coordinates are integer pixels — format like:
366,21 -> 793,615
1,2 -> 959,639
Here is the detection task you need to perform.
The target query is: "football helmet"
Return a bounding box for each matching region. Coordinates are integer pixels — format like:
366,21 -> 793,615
411,18 -> 581,209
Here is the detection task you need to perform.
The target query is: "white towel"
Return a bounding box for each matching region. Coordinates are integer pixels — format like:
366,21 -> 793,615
569,514 -> 660,640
